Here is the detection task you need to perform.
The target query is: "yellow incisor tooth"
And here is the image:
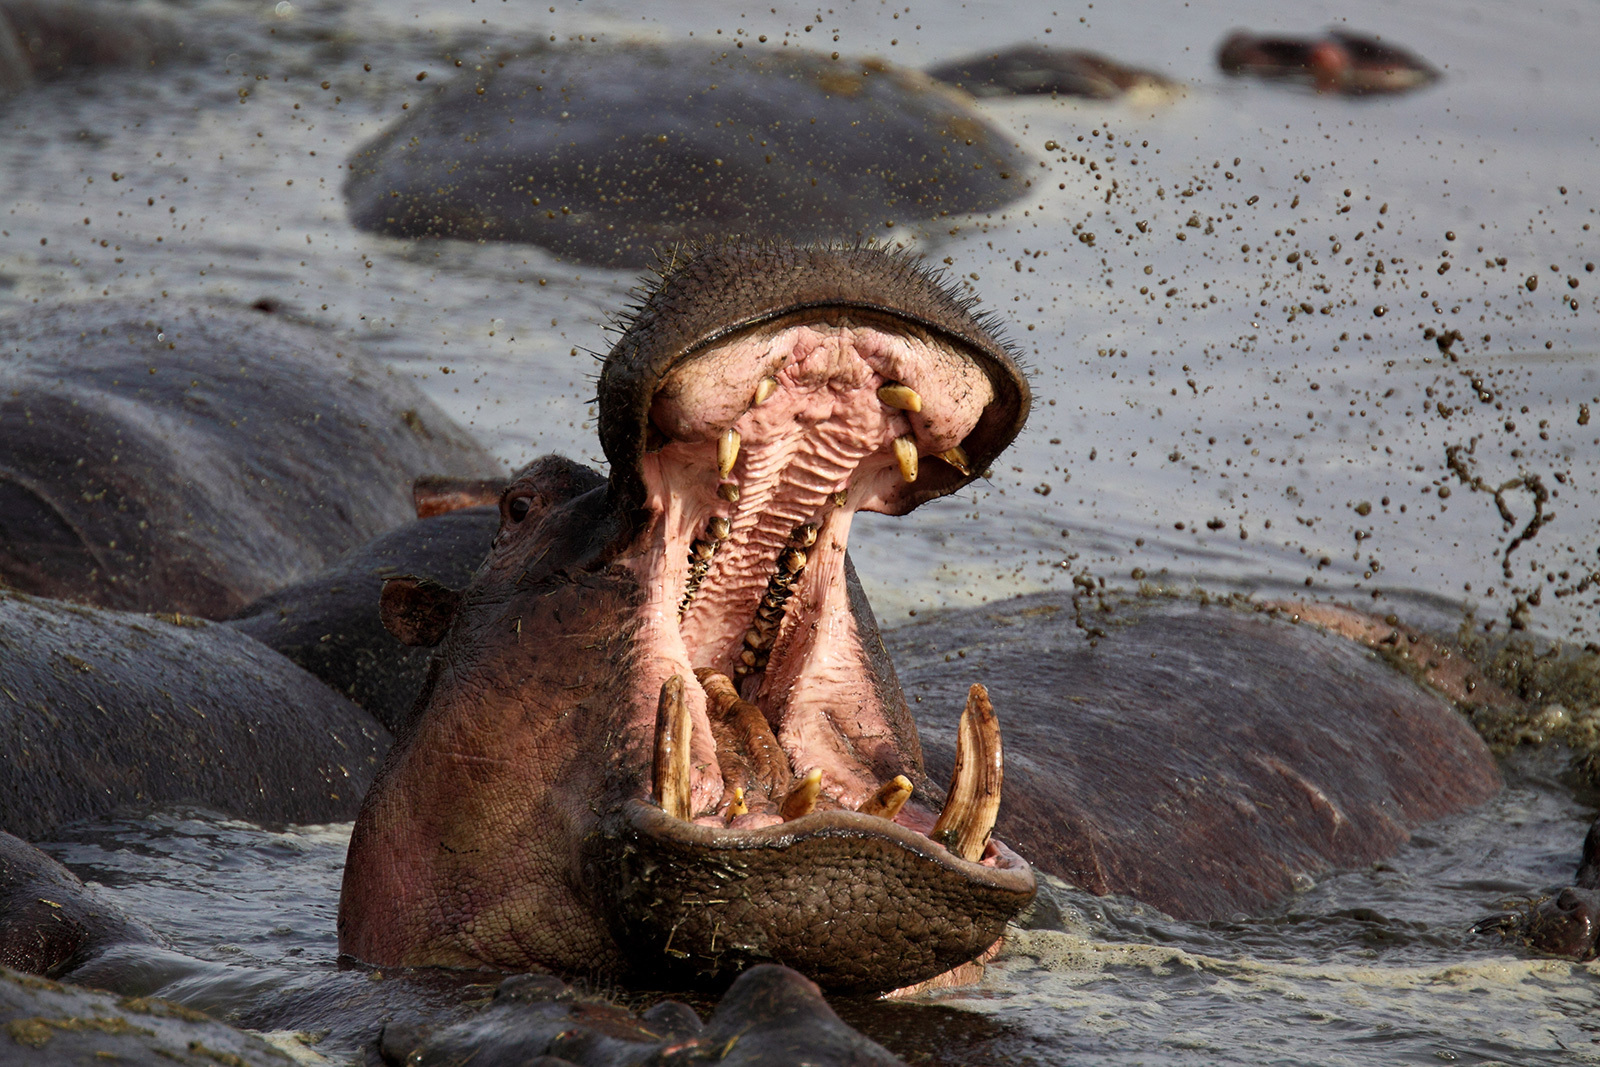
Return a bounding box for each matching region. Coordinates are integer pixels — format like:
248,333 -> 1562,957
651,674 -> 693,821
718,428 -> 741,479
779,769 -> 823,821
753,376 -> 779,406
931,684 -> 1002,862
893,435 -> 919,483
857,775 -> 913,820
877,382 -> 923,413
938,445 -> 972,477
725,786 -> 748,823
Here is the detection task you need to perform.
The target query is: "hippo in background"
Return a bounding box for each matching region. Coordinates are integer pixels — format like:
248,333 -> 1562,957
0,298 -> 508,837
0,300 -> 501,619
0,0 -> 183,96
1480,814 -> 1600,960
1217,29 -> 1441,96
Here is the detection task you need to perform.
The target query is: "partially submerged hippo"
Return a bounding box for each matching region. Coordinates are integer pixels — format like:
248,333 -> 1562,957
345,43 -> 1031,267
1217,29 -> 1440,96
341,244 -> 1038,994
0,832 -> 907,1066
0,0 -> 181,96
0,589 -> 389,840
338,242 -> 1506,995
1483,814 -> 1600,960
0,301 -> 501,618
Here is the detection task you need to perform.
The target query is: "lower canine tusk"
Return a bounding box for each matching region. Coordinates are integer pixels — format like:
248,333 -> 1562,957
858,775 -> 913,820
779,769 -> 823,821
931,684 -> 1002,861
651,674 -> 693,820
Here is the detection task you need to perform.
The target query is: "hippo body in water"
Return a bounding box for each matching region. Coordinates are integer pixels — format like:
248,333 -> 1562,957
0,301 -> 501,619
345,43 -> 1030,268
337,243 -> 1503,995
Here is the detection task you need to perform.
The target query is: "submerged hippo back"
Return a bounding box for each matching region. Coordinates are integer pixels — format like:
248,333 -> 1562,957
0,302 -> 501,617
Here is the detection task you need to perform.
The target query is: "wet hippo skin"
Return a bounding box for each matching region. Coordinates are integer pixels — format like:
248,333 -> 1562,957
0,590 -> 389,840
0,830 -> 909,1066
0,301 -> 501,619
344,44 -> 1029,267
892,593 -> 1503,919
339,245 -> 1038,995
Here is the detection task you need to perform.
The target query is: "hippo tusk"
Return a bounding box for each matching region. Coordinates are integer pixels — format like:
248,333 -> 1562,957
857,775 -> 913,820
651,674 -> 693,820
779,769 -> 823,821
931,684 -> 1003,862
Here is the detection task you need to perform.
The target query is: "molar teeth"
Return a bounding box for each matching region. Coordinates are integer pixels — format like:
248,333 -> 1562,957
930,684 -> 1002,862
877,382 -> 923,413
680,515 -> 731,615
938,445 -> 973,477
651,674 -> 693,821
831,489 -> 848,507
893,435 -> 919,483
717,428 -> 741,479
857,775 -> 913,820
717,481 -> 741,503
777,547 -> 807,574
789,523 -> 818,549
779,769 -> 823,821
753,376 -> 779,406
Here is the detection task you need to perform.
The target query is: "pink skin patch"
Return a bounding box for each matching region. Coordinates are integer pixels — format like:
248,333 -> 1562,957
622,317 -> 995,830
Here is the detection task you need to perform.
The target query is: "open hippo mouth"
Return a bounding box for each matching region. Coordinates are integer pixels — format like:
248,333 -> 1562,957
340,245 -> 1035,995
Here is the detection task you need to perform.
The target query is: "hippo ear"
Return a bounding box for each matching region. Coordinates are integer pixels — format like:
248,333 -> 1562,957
380,575 -> 462,647
412,475 -> 507,519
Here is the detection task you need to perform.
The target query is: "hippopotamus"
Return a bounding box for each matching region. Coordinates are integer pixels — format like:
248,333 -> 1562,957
335,242 -> 1506,997
344,43 -> 1030,267
0,0 -> 181,96
0,830 -> 909,1066
1482,814 -> 1600,960
0,300 -> 501,619
339,243 -> 1038,995
1216,29 -> 1441,96
0,589 -> 390,839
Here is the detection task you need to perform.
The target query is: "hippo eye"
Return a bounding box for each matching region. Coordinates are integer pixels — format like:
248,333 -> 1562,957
507,495 -> 532,523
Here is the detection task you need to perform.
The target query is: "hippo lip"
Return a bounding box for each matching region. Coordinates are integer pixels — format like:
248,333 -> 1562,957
596,799 -> 1036,992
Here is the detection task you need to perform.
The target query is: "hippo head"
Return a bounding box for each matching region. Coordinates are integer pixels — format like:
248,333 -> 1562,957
338,245 -> 1036,993
1520,886 -> 1600,960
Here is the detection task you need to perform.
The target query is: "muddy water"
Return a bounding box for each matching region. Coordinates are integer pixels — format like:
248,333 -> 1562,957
6,0 -> 1599,1062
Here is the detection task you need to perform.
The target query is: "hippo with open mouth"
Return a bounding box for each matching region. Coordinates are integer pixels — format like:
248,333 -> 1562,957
339,243 -> 1037,994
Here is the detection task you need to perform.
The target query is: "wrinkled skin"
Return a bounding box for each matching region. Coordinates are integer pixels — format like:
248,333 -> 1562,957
0,301 -> 501,619
0,590 -> 390,840
340,245 -> 1037,994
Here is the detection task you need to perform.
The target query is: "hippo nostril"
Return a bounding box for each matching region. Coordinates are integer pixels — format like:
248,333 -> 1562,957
1556,887 -> 1584,913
